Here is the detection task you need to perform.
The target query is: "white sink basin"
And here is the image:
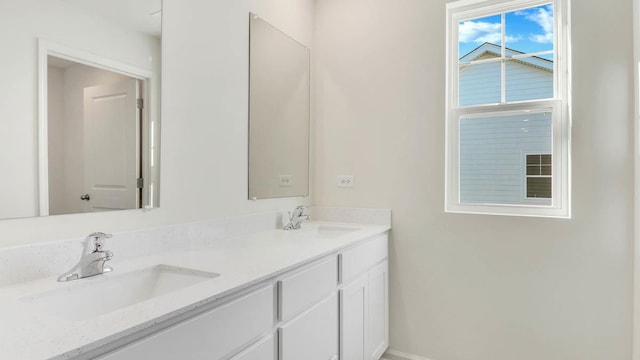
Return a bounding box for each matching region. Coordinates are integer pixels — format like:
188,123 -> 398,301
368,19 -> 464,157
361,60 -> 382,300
23,265 -> 219,321
290,225 -> 360,239
316,225 -> 360,237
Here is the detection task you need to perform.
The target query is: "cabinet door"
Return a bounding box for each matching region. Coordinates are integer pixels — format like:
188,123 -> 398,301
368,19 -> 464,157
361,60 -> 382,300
366,261 -> 389,360
279,293 -> 338,360
339,273 -> 367,360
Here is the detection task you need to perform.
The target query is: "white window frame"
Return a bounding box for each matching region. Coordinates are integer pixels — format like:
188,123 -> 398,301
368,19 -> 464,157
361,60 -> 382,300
445,0 -> 571,218
634,0 -> 640,357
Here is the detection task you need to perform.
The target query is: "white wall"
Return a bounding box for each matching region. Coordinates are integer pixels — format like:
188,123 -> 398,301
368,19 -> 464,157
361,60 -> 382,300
157,0 -> 315,219
0,0 -> 313,247
314,1 -> 633,360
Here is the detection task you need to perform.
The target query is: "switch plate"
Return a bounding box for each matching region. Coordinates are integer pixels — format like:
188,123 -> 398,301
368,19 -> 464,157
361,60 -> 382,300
279,175 -> 293,187
337,175 -> 354,188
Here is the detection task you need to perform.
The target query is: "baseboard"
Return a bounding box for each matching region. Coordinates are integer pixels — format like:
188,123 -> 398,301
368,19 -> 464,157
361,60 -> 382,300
382,349 -> 432,360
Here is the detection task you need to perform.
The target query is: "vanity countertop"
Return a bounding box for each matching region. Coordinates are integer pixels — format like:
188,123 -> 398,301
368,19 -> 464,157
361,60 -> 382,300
0,221 -> 389,360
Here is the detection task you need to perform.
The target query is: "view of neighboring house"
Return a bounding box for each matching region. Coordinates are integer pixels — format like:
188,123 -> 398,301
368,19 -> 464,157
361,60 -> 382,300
458,42 -> 554,205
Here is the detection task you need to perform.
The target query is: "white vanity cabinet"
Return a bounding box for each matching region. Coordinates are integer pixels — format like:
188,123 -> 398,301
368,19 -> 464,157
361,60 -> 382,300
339,234 -> 389,360
95,232 -> 388,360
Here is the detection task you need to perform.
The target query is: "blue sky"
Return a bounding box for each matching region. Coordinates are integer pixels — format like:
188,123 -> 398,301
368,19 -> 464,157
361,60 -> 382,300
458,4 -> 554,60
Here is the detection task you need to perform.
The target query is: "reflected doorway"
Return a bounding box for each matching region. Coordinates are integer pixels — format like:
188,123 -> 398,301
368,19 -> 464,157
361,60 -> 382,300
47,56 -> 144,215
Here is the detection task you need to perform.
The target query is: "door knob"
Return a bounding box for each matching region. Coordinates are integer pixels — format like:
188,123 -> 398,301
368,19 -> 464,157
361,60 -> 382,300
80,194 -> 90,201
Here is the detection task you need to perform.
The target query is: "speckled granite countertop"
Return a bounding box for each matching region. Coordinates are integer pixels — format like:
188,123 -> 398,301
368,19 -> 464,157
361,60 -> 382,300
0,220 -> 389,360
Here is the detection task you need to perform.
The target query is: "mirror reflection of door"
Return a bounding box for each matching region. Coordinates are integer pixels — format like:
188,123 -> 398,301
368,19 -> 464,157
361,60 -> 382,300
47,56 -> 142,215
83,80 -> 140,212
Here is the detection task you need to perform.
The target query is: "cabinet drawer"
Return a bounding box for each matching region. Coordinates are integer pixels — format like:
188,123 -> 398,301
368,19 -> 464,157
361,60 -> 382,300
339,234 -> 388,284
99,286 -> 275,360
278,256 -> 337,322
229,335 -> 275,360
279,293 -> 339,360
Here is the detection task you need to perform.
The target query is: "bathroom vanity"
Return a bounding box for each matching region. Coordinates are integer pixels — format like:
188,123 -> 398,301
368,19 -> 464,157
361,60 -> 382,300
0,210 -> 390,360
98,232 -> 387,360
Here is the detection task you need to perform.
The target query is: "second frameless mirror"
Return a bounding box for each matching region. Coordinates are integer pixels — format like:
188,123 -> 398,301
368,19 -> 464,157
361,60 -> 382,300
248,14 -> 310,200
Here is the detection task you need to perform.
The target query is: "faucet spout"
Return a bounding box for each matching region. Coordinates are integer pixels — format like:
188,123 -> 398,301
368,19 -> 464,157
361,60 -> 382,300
58,232 -> 114,282
283,206 -> 311,230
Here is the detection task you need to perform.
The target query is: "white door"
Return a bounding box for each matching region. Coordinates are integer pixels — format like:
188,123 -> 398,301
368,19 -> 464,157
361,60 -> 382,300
83,79 -> 140,212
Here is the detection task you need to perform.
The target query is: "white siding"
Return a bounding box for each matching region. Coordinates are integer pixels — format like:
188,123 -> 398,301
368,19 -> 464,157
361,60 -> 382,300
459,111 -> 551,205
459,58 -> 553,106
458,62 -> 501,106
505,60 -> 553,102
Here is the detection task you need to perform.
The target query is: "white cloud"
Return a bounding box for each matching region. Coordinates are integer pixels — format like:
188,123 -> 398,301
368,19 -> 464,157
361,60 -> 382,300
459,20 -> 501,43
459,20 -> 520,45
520,6 -> 554,43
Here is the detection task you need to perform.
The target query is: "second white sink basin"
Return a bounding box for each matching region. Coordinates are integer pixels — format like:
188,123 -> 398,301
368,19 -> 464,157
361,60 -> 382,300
316,225 -> 360,237
290,225 -> 360,239
23,264 -> 219,321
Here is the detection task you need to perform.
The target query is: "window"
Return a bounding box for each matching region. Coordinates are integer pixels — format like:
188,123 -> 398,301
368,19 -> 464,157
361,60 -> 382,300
525,154 -> 552,199
446,0 -> 570,218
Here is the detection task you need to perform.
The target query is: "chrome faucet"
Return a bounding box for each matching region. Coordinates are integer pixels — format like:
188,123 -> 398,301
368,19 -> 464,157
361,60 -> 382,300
58,232 -> 114,282
283,206 -> 311,230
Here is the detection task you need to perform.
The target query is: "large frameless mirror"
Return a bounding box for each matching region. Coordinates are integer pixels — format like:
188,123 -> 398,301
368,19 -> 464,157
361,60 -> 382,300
248,13 -> 310,200
0,0 -> 161,219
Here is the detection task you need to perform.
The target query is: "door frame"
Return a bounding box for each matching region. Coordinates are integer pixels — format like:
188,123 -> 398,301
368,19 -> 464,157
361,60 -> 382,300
37,39 -> 154,216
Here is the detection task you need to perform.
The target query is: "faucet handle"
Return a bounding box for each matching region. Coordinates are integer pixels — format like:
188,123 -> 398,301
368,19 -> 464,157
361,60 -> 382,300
89,232 -> 112,239
288,206 -> 308,220
88,232 -> 112,252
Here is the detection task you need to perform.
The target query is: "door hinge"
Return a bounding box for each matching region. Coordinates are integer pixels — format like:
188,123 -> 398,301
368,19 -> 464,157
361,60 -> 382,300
137,98 -> 144,109
137,178 -> 144,189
